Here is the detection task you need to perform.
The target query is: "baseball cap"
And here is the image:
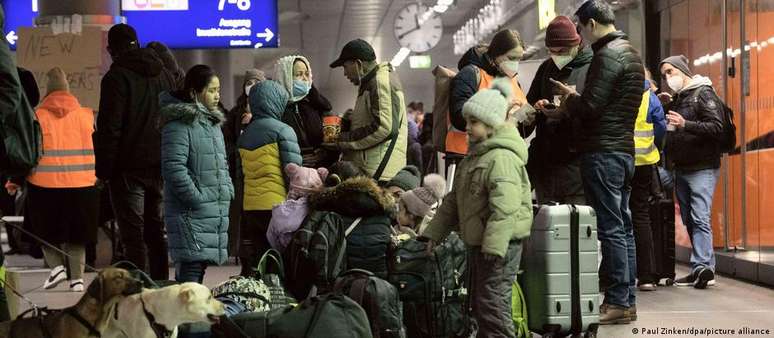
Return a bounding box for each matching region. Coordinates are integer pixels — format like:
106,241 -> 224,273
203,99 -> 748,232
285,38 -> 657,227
329,39 -> 376,68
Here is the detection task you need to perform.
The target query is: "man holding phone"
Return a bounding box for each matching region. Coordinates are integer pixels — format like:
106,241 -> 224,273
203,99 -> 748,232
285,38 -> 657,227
521,15 -> 592,205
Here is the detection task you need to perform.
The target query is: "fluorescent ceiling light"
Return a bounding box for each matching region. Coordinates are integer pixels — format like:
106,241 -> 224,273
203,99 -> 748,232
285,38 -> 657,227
390,47 -> 412,67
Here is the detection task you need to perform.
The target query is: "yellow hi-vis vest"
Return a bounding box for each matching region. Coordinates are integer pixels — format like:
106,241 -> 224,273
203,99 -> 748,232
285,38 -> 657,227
634,90 -> 660,166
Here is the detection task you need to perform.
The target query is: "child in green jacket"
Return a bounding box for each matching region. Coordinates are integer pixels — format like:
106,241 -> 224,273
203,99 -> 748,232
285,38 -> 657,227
422,78 -> 533,338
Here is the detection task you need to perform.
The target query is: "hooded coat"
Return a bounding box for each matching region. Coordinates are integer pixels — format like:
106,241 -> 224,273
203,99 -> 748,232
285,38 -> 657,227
160,93 -> 233,265
95,47 -> 177,179
308,176 -> 395,277
238,80 -> 302,211
423,126 -> 533,258
275,55 -> 337,168
664,75 -> 724,171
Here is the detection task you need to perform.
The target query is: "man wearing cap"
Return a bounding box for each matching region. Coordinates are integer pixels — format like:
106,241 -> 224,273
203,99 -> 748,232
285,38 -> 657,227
328,39 -> 408,182
94,23 -> 176,280
522,15 -> 593,205
659,55 -> 724,290
552,0 -> 644,324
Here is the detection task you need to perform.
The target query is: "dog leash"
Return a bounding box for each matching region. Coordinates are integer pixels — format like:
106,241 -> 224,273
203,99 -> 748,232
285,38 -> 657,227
139,293 -> 174,338
2,220 -> 99,272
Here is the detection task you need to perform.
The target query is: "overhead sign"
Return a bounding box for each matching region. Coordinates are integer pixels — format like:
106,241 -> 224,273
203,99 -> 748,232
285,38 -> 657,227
121,0 -> 279,49
1,0 -> 39,51
409,55 -> 432,69
538,0 -> 556,30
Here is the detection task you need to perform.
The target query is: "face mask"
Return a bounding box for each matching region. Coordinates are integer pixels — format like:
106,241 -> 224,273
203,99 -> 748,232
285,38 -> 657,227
667,75 -> 685,93
292,79 -> 312,98
551,54 -> 574,70
499,60 -> 519,78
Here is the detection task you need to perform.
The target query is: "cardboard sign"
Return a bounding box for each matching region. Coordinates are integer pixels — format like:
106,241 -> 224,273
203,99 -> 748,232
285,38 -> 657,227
17,26 -> 108,110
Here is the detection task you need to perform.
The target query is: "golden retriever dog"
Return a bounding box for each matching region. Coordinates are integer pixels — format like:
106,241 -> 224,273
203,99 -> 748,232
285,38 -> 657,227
0,267 -> 142,338
103,282 -> 225,338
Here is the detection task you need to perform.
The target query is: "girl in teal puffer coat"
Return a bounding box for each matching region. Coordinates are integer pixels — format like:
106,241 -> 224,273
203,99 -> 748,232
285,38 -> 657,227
160,64 -> 234,283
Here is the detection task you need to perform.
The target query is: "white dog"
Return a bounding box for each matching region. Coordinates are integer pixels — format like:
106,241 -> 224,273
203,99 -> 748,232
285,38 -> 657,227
103,282 -> 225,338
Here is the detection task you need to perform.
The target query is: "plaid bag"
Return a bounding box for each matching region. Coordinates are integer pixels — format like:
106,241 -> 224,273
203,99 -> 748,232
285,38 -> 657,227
254,249 -> 296,309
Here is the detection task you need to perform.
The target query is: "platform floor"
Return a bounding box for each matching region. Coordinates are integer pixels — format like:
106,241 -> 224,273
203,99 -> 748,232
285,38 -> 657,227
2,252 -> 774,338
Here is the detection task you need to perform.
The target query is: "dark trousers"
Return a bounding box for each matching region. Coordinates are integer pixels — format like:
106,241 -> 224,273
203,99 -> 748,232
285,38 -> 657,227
631,165 -> 656,284
469,241 -> 522,338
239,210 -> 273,276
176,261 -> 208,284
109,174 -> 169,280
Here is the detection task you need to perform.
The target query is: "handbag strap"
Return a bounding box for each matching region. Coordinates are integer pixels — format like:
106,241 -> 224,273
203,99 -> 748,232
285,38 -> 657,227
344,217 -> 363,237
256,249 -> 285,279
372,104 -> 403,181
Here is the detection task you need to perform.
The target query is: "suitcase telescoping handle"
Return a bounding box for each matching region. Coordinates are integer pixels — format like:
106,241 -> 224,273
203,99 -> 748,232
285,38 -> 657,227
569,204 -> 582,334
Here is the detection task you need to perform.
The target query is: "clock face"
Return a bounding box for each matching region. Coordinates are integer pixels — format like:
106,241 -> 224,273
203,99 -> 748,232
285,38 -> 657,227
393,3 -> 443,53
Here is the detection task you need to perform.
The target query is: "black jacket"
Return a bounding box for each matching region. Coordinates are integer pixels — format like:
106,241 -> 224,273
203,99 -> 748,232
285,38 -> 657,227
282,85 -> 337,168
565,31 -> 644,155
224,96 -> 248,180
523,47 -> 593,170
95,48 -> 176,179
449,46 -> 504,132
665,82 -> 724,171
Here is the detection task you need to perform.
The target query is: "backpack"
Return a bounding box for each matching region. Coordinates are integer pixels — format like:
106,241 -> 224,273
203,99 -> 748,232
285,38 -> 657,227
512,277 -> 530,338
0,87 -> 42,177
211,249 -> 296,312
431,65 -> 458,152
389,233 -> 469,338
284,211 -> 362,299
333,269 -> 406,338
689,87 -> 737,153
212,293 -> 373,338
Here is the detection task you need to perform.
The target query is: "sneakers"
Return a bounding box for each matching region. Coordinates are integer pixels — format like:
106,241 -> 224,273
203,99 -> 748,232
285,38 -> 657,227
43,265 -> 67,289
638,283 -> 657,291
599,303 -> 631,325
675,268 -> 716,288
70,279 -> 84,292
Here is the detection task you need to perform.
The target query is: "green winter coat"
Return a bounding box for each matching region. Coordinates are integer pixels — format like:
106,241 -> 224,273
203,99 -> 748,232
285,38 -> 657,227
337,63 -> 407,181
160,93 -> 234,265
423,126 -> 532,257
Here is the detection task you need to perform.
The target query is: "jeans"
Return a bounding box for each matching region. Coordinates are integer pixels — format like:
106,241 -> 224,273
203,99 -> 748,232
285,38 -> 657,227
631,165 -> 656,284
675,168 -> 719,273
175,261 -> 208,284
109,174 -> 169,280
469,241 -> 522,338
581,152 -> 636,308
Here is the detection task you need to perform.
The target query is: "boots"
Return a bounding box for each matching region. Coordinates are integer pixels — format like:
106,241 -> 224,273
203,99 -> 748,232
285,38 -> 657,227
599,303 -> 631,325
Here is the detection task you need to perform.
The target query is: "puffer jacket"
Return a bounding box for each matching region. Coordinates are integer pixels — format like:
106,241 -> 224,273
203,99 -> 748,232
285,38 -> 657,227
424,126 -> 533,258
238,80 -> 302,211
336,63 -> 408,181
160,93 -> 234,265
308,176 -> 395,278
564,31 -> 644,155
95,48 -> 176,179
664,75 -> 724,171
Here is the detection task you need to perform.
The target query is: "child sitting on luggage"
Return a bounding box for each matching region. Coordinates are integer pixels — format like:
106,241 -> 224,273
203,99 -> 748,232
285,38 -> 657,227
394,174 -> 446,238
267,163 -> 328,252
422,78 -> 533,337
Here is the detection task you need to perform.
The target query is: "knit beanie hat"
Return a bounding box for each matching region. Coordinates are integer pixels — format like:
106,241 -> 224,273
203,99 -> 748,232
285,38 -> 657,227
401,174 -> 447,218
462,78 -> 513,128
286,163 -> 329,199
245,69 -> 267,83
659,55 -> 693,77
107,23 -> 139,51
545,16 -> 581,48
387,165 -> 421,192
46,67 -> 69,95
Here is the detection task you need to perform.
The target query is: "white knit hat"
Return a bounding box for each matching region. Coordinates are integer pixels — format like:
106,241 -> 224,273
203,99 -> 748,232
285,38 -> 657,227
462,78 -> 513,128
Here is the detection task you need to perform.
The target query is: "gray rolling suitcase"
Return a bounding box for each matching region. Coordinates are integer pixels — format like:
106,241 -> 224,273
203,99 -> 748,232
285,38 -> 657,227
521,204 -> 599,338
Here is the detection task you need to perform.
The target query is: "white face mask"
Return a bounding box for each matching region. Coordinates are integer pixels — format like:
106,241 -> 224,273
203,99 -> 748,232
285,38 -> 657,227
667,75 -> 685,93
551,54 -> 574,70
499,60 -> 519,78
244,84 -> 255,97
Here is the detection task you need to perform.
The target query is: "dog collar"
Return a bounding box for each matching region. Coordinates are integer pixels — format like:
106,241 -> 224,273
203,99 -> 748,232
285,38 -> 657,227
64,307 -> 102,337
140,294 -> 174,338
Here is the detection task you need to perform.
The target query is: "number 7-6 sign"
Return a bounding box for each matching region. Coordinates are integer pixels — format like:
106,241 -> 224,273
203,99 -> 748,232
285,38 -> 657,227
219,0 -> 251,11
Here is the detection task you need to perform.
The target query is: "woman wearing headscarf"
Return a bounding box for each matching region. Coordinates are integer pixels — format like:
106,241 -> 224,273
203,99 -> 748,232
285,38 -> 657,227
275,55 -> 338,168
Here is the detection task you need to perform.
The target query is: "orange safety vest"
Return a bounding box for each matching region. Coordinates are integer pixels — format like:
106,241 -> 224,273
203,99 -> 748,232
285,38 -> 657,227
445,68 -> 527,155
27,91 -> 97,188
